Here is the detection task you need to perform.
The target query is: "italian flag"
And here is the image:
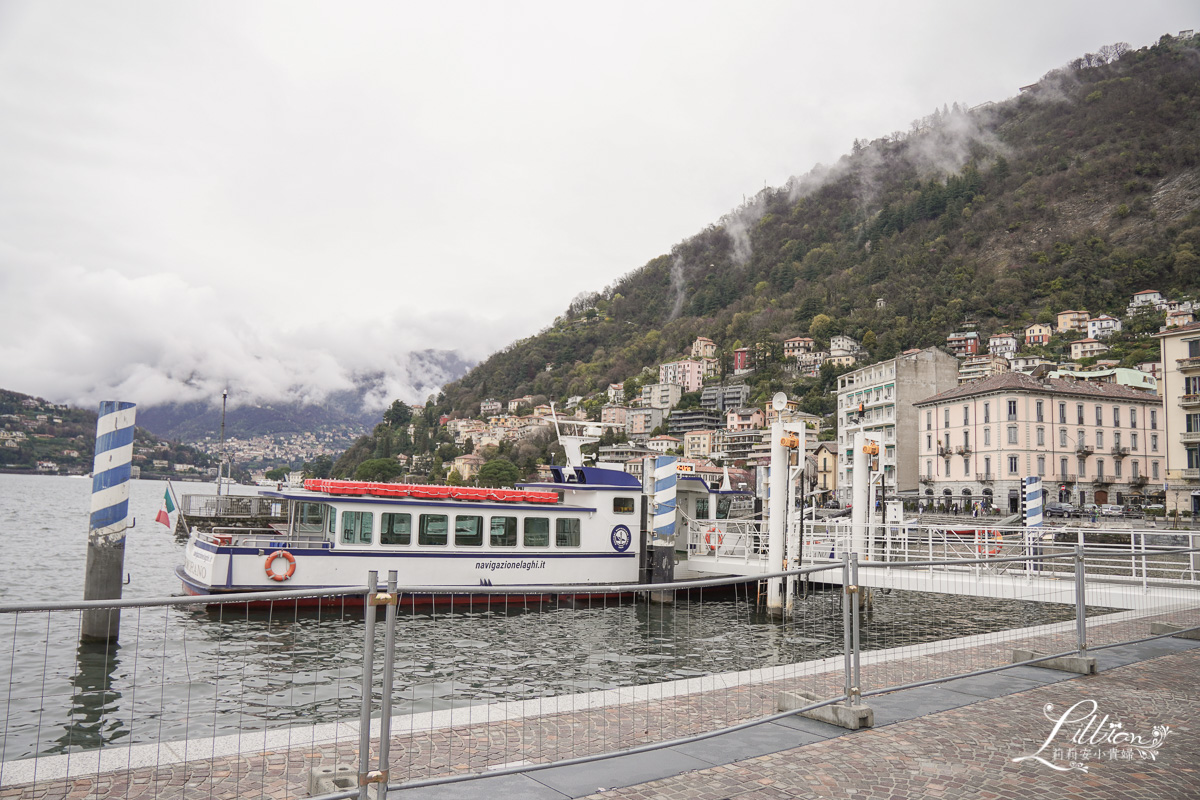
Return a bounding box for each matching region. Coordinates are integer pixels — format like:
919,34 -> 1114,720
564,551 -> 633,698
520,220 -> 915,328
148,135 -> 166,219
156,488 -> 176,527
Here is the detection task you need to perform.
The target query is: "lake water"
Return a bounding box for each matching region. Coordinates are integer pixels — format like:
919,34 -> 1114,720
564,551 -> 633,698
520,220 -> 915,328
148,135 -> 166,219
0,474 -> 1095,761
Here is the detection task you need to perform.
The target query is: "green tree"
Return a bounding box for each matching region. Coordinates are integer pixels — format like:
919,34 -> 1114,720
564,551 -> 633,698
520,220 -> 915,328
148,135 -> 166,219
264,466 -> 289,481
477,458 -> 522,487
383,400 -> 413,428
354,458 -> 404,482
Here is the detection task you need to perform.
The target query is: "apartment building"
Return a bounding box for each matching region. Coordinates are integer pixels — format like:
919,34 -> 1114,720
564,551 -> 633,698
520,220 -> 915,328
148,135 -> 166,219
700,382 -> 750,413
659,359 -> 704,393
1056,310 -> 1090,334
691,336 -> 717,360
666,408 -> 724,437
914,372 -> 1163,513
946,331 -> 980,357
1154,322 -> 1200,514
836,347 -> 960,503
987,333 -> 1018,358
640,382 -> 682,410
1025,324 -> 1052,346
958,354 -> 1009,385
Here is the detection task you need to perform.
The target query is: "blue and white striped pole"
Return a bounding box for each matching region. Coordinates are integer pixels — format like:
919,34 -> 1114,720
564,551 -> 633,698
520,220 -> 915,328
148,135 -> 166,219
82,400 -> 136,642
1024,476 -> 1043,574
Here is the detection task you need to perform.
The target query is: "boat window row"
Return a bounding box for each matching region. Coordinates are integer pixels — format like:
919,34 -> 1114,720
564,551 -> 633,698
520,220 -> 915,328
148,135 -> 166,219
334,509 -> 584,548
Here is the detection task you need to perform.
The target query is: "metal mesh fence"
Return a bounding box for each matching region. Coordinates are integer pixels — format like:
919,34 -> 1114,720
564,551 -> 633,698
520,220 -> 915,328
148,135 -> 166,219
2,538 -> 1198,799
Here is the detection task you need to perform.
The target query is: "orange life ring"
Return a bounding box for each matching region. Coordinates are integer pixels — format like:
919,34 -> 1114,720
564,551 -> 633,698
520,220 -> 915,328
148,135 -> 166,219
703,525 -> 723,551
265,550 -> 296,581
977,531 -> 1002,556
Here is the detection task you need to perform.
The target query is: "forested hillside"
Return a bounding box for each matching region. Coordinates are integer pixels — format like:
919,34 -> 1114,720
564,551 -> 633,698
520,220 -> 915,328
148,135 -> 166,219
441,34 -> 1200,417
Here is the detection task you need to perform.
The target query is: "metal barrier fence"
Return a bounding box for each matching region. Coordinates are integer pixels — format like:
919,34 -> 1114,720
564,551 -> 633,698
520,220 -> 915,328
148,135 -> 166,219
2,547 -> 1199,799
178,494 -> 287,519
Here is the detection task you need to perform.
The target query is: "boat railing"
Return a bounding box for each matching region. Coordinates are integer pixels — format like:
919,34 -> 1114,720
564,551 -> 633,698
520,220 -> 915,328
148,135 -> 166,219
684,515 -> 767,561
180,494 -> 286,519
199,526 -> 333,550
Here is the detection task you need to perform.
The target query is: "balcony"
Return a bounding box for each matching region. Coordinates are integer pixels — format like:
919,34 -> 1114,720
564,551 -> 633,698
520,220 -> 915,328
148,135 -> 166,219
1111,446 -> 1129,459
1184,469 -> 1200,480
975,473 -> 994,483
955,446 -> 972,456
1075,445 -> 1094,456
1182,431 -> 1200,444
1180,394 -> 1200,409
1175,356 -> 1200,372
1130,475 -> 1148,487
919,476 -> 934,485
1053,473 -> 1077,484
937,445 -> 949,456
1093,475 -> 1112,486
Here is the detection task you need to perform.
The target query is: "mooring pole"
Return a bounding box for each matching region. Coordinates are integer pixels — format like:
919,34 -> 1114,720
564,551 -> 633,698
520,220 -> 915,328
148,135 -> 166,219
82,401 -> 137,643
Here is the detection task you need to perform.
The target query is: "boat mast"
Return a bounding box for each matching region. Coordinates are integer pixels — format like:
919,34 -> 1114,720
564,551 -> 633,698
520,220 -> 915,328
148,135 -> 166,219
218,389 -> 228,496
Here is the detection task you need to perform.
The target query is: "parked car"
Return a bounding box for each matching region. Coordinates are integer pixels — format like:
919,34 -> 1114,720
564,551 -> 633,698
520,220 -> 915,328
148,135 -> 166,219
1081,503 -> 1100,517
1044,502 -> 1076,518
1100,504 -> 1124,517
1144,504 -> 1165,513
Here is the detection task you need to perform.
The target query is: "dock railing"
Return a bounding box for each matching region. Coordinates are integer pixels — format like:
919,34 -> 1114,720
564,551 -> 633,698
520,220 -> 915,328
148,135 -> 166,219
2,547 -> 1199,799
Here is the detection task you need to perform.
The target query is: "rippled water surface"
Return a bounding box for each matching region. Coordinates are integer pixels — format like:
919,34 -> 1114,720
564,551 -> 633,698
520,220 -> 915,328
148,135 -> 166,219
0,474 -> 1103,760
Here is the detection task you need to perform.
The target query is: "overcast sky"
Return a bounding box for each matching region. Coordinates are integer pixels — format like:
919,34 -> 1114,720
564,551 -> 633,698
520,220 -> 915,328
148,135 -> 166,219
0,2 -> 1193,412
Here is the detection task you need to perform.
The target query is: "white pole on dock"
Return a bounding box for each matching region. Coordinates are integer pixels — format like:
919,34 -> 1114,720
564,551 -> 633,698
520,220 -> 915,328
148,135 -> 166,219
82,400 -> 137,642
766,394 -> 790,616
851,430 -> 868,558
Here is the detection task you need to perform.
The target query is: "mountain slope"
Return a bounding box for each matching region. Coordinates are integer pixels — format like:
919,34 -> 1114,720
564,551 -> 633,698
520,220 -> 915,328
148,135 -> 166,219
441,34 -> 1200,417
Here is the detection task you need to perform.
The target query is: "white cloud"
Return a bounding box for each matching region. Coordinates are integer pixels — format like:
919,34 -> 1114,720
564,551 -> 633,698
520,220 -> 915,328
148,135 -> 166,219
0,1 -> 1192,409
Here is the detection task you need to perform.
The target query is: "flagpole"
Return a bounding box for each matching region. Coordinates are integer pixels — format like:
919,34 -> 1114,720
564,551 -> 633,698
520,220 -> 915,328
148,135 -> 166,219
166,479 -> 190,537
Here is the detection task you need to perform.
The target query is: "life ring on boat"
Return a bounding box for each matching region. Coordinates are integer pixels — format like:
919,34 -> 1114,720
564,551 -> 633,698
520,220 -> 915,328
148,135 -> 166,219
704,525 -> 723,551
977,531 -> 1002,556
265,550 -> 296,581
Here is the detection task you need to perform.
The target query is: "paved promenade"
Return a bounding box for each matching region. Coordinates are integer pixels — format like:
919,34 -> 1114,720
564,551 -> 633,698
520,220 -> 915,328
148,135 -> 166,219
3,615 -> 1197,799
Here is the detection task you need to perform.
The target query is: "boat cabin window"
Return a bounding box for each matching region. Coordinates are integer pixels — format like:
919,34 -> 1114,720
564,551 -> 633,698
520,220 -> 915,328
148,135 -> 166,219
418,514 -> 448,546
524,517 -> 549,547
455,515 -> 484,547
296,502 -> 327,535
490,516 -> 517,547
695,497 -> 709,519
717,497 -> 732,520
556,518 -> 581,547
341,511 -> 373,545
381,513 -> 411,546
613,497 -> 635,514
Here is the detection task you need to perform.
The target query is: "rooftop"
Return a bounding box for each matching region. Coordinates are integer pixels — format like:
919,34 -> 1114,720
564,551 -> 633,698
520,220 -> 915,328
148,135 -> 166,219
914,370 -> 1161,406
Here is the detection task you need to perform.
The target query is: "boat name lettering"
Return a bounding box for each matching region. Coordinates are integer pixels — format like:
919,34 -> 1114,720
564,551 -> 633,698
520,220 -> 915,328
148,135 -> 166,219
191,549 -> 214,563
186,557 -> 209,580
476,560 -> 547,571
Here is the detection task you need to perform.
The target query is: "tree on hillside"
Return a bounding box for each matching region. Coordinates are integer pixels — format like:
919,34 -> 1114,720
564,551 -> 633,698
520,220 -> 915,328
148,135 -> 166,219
478,458 -> 521,487
354,458 -> 404,482
384,400 -> 412,428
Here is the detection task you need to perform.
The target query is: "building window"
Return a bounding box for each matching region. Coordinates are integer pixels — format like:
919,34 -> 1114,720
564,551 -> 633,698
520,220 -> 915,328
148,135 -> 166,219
1060,457 -> 1068,477
1095,405 -> 1103,426
926,460 -> 932,479
1077,404 -> 1084,425
1150,409 -> 1157,430
1131,433 -> 1138,451
1152,461 -> 1160,479
1096,431 -> 1104,449
1036,400 -> 1044,422
944,458 -> 951,476
1189,447 -> 1200,470
963,405 -> 969,425
984,456 -> 991,476
1078,430 -> 1086,448
1036,427 -> 1045,446
1130,408 -> 1137,428
1112,406 -> 1120,427
1007,425 -> 1018,445
1151,434 -> 1159,452
1114,460 -> 1122,478
984,427 -> 991,446
927,433 -> 932,451
1096,459 -> 1105,479
1007,400 -> 1017,420
1037,456 -> 1045,476
1058,403 -> 1066,424
1114,432 -> 1121,450
963,456 -> 970,474
984,402 -> 990,423
944,408 -> 950,427
1131,461 -> 1139,479
1008,455 -> 1018,474
963,431 -> 970,449
1060,428 -> 1068,448
926,410 -> 932,431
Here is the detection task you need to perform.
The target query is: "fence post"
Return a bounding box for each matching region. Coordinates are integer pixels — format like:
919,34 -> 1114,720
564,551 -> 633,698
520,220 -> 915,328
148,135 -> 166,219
358,571 -> 379,800
849,552 -> 863,705
1074,545 -> 1087,658
841,552 -> 853,707
375,571 -> 399,800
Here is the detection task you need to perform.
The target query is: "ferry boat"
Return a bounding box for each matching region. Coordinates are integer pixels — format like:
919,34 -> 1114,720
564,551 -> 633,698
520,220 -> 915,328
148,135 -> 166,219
176,419 -> 749,603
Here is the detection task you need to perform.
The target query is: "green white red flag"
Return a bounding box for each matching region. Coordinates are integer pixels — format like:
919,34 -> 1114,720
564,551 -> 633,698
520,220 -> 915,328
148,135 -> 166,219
156,488 -> 176,527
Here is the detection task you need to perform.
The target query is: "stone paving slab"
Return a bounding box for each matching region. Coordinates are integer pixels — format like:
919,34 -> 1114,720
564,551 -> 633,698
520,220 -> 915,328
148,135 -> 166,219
580,648 -> 1200,800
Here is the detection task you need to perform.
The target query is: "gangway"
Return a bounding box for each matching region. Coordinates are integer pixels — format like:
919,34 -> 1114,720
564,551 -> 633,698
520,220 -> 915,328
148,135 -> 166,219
681,517 -> 1200,611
